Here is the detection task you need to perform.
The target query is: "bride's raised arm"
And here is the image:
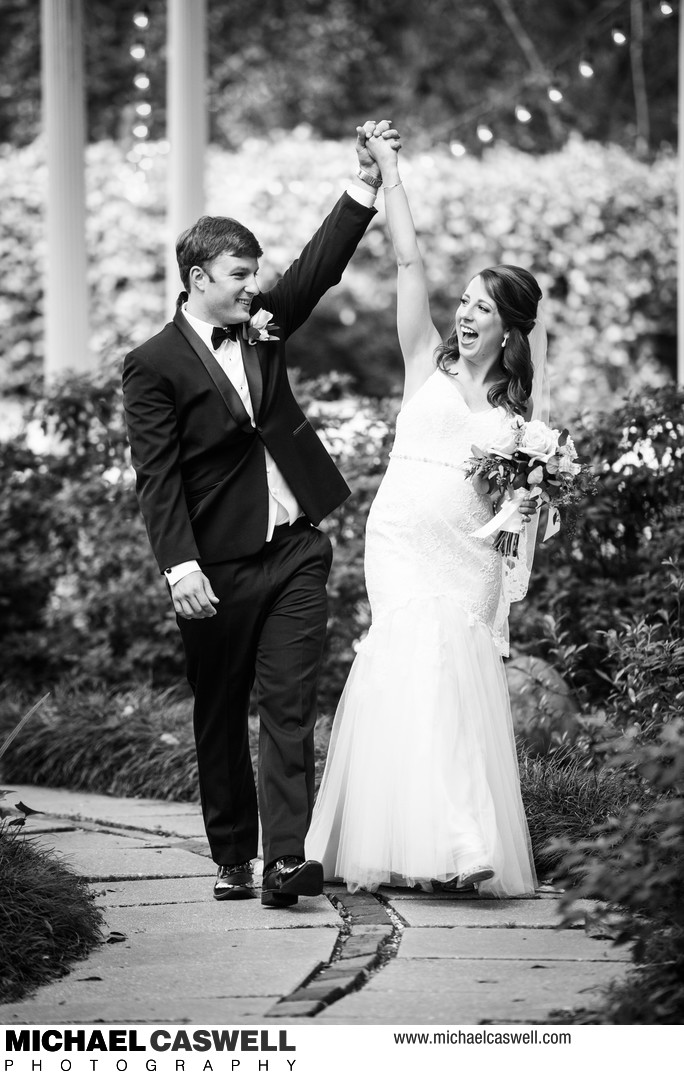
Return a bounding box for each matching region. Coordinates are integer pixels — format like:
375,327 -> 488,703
361,126 -> 442,401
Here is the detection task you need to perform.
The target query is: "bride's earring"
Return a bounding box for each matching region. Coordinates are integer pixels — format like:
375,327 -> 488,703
502,334 -> 509,347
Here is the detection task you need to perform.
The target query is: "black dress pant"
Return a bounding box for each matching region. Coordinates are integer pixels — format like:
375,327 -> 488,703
177,519 -> 332,866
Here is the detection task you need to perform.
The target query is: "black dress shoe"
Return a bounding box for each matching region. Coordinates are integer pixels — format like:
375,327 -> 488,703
261,856 -> 324,907
213,862 -> 256,901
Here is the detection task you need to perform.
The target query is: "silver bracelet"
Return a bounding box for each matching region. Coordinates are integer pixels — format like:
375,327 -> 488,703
383,180 -> 403,191
356,167 -> 383,189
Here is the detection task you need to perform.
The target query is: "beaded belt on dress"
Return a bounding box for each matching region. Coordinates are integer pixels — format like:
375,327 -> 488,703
390,450 -> 465,472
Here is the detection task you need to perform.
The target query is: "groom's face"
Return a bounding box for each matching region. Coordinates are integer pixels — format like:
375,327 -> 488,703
196,252 -> 260,326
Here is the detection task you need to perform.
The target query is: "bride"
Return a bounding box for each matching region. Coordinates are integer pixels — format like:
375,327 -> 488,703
306,126 -> 548,897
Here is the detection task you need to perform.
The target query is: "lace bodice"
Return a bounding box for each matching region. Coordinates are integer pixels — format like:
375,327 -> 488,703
364,369 -> 520,653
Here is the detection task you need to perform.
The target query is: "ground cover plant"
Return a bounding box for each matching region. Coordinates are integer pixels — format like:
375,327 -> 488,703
0,799 -> 103,1003
0,688 -> 198,800
0,686 -> 336,806
518,746 -> 656,880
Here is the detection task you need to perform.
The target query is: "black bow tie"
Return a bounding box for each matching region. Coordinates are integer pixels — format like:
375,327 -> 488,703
211,325 -> 239,350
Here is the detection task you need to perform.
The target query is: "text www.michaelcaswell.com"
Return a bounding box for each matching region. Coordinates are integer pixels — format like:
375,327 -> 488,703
393,1030 -> 571,1046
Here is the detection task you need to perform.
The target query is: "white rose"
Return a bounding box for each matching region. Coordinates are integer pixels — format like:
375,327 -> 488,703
519,420 -> 560,463
488,417 -> 523,457
488,430 -> 518,457
249,309 -> 274,331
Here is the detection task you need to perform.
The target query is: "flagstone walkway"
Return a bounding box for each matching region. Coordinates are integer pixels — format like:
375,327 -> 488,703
0,785 -> 629,1025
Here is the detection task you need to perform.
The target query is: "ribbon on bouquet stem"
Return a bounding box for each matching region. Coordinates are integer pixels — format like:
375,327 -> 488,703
473,486 -> 534,541
474,486 -> 562,545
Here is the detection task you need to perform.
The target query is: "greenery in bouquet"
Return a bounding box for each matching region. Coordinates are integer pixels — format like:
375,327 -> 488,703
464,418 -> 597,559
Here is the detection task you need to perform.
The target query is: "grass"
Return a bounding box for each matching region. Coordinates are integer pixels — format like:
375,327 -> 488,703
0,686 -> 335,802
518,746 -> 654,877
0,819 -> 103,1003
1,686 -> 199,800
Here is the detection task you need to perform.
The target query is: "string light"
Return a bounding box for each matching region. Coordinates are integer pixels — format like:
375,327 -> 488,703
133,8 -> 150,30
440,3 -> 675,153
578,56 -> 595,78
128,7 -> 153,169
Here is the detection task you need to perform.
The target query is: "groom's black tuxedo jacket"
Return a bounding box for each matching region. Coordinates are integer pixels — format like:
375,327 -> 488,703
123,192 -> 375,572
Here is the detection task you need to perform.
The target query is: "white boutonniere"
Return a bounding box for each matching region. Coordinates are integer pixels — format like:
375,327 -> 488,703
245,309 -> 280,346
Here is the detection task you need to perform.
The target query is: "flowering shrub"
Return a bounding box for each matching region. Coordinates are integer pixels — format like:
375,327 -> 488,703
0,134 -> 675,418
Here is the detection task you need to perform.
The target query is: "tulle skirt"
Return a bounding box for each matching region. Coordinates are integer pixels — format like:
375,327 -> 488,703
306,594 -> 537,898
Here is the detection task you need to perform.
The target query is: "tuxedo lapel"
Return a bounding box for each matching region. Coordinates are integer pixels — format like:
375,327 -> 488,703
239,335 -> 264,419
173,309 -> 253,431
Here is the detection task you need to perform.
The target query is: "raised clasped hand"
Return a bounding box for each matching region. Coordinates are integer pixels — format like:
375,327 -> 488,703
356,118 -> 402,174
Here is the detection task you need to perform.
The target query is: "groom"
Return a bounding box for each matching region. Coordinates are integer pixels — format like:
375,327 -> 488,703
123,122 -> 393,906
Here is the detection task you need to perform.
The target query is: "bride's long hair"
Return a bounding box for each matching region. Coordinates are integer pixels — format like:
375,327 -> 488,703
436,265 -> 542,416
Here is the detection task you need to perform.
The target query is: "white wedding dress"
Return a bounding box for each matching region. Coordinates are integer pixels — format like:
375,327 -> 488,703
306,369 -> 537,897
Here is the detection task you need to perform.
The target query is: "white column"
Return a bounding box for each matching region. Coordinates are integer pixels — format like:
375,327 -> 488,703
166,0 -> 207,314
41,0 -> 91,380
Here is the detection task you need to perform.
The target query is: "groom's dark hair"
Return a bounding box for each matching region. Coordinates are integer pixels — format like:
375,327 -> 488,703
176,215 -> 263,290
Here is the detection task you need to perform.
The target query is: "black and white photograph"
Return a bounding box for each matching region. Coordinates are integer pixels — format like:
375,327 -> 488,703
0,0 -> 681,1067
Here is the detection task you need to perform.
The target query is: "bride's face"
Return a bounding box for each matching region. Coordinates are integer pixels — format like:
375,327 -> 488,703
455,276 -> 505,366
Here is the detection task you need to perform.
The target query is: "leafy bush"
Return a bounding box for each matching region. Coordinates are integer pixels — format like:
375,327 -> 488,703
0,135 -> 675,412
551,720 -> 684,1023
0,802 -> 103,1002
511,384 -> 684,700
0,361 -> 194,689
541,562 -> 684,1023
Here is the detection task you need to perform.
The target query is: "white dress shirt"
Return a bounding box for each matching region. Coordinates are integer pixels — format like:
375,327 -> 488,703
166,183 -> 377,585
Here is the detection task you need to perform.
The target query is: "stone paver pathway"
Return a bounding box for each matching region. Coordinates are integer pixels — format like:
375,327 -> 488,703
0,785 -> 630,1025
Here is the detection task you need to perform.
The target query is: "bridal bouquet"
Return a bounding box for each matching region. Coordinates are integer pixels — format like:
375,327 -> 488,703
464,418 -> 596,560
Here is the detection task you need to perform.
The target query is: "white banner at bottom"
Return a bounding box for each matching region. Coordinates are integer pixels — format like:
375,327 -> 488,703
2,1024 -> 680,1075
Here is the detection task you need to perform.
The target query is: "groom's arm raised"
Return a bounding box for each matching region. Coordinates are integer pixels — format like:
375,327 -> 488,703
259,121 -> 396,338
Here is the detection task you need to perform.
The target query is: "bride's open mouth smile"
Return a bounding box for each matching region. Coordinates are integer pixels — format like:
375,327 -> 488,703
459,324 -> 478,346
